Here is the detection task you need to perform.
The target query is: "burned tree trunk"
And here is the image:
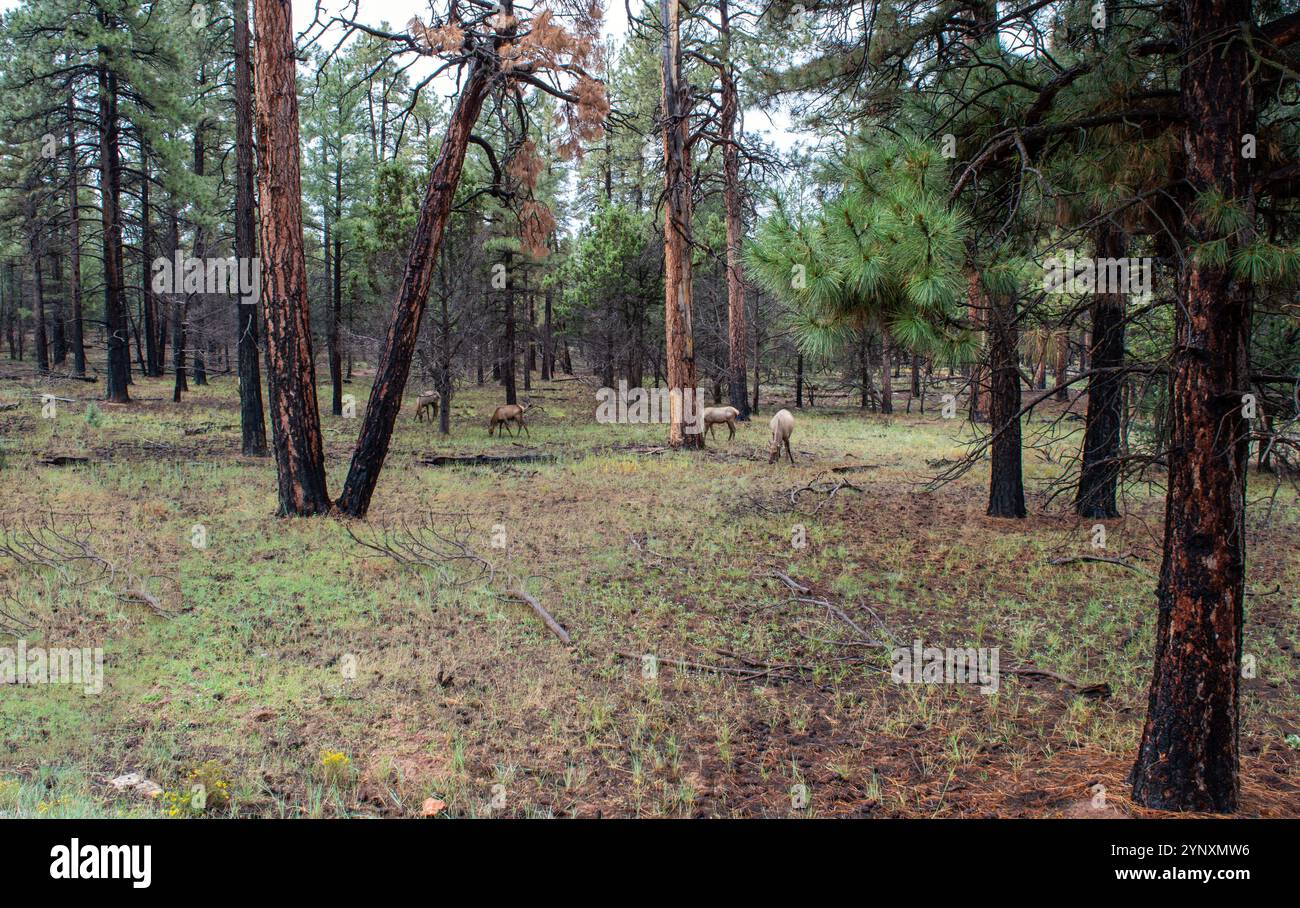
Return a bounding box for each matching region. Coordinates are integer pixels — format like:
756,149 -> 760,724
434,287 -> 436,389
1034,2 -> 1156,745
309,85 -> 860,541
986,288 -> 1026,518
98,40 -> 129,402
253,0 -> 330,515
334,61 -> 493,518
1075,222 -> 1128,518
1131,0 -> 1252,812
234,0 -> 267,456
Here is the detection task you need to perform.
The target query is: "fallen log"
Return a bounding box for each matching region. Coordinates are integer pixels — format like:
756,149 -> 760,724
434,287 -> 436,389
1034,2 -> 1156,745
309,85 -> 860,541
420,453 -> 556,467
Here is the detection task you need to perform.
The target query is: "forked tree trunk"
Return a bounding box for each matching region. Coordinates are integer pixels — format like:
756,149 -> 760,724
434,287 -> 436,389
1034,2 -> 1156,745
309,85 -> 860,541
1075,222 -> 1128,518
986,288 -> 1026,517
234,0 -> 267,456
334,60 -> 494,517
253,0 -> 331,516
1131,0 -> 1252,812
660,0 -> 703,449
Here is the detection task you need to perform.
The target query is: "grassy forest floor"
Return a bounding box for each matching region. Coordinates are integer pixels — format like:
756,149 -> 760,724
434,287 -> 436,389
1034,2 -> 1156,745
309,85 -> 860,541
1,365 -> 1298,818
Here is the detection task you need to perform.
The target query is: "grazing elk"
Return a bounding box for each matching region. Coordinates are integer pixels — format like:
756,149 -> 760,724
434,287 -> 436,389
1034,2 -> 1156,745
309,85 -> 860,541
768,409 -> 795,464
489,403 -> 531,438
415,390 -> 441,424
701,405 -> 740,441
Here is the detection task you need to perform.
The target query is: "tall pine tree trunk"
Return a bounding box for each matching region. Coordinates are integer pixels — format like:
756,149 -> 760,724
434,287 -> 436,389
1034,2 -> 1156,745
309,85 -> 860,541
986,288 -> 1026,517
334,60 -> 494,517
1131,0 -> 1252,812
98,40 -> 128,402
1075,222 -> 1128,518
141,157 -> 161,377
66,89 -> 86,376
234,0 -> 267,455
660,0 -> 702,449
254,0 -> 330,515
719,0 -> 749,421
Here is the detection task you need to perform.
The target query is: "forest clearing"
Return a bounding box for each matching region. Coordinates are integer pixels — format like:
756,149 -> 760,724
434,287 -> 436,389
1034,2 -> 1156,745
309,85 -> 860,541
1,367 -> 1297,818
0,0 -> 1298,879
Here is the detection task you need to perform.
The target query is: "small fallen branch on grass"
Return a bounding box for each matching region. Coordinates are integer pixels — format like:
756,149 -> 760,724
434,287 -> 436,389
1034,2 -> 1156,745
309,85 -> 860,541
1002,665 -> 1112,700
500,589 -> 571,645
1046,555 -> 1156,578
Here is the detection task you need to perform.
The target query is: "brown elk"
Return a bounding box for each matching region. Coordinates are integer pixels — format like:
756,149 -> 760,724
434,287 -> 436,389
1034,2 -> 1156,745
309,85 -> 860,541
415,390 -> 441,424
701,406 -> 740,441
488,403 -> 531,437
768,409 -> 795,464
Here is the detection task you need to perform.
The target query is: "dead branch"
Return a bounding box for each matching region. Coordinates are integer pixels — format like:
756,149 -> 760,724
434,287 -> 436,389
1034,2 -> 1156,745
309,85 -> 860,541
501,589 -> 571,644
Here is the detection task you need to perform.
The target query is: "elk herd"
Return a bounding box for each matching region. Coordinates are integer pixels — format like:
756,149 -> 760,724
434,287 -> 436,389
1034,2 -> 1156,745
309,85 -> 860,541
411,390 -> 796,464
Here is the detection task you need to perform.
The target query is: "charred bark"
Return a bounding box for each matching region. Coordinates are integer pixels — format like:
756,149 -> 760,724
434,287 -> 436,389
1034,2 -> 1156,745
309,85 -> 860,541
1075,222 -> 1128,518
1131,0 -> 1252,812
334,60 -> 493,518
254,0 -> 331,515
234,0 -> 267,456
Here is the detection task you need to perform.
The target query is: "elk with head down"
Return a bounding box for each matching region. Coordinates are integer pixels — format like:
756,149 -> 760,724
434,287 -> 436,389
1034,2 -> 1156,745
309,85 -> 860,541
768,409 -> 795,464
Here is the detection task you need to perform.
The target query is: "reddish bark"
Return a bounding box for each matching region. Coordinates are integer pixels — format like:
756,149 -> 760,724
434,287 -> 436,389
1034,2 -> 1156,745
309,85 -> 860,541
254,0 -> 331,515
660,0 -> 703,449
1131,0 -> 1253,812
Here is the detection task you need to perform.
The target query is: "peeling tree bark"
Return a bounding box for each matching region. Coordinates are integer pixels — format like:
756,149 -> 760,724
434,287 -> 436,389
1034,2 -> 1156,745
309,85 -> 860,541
253,0 -> 331,516
1131,0 -> 1252,812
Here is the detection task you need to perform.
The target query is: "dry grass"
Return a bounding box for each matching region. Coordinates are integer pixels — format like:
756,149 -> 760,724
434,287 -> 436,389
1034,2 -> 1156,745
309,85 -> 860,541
0,366 -> 1296,818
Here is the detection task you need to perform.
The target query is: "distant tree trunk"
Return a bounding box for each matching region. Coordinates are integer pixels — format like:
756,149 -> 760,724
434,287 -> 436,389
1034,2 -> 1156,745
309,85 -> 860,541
1131,0 -> 1252,813
879,332 -> 893,414
911,352 -> 921,397
795,353 -> 803,408
254,0 -> 331,516
140,158 -> 161,377
542,284 -> 554,380
502,251 -> 517,405
1053,330 -> 1069,401
986,289 -> 1026,518
98,38 -> 129,402
334,58 -> 494,518
859,329 -> 871,409
660,0 -> 703,449
50,252 -> 67,366
328,154 -> 344,417
170,209 -> 186,402
234,0 -> 267,456
30,239 -> 49,374
191,74 -> 208,389
1075,222 -> 1128,519
66,90 -> 86,376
